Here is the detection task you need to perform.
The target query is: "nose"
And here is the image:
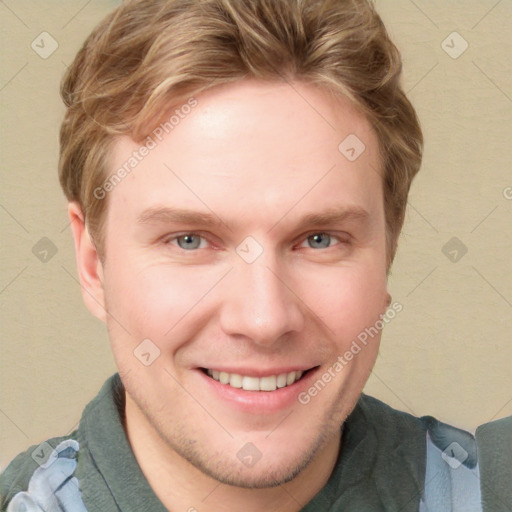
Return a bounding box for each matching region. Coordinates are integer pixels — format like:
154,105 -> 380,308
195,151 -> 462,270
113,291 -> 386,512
219,256 -> 305,347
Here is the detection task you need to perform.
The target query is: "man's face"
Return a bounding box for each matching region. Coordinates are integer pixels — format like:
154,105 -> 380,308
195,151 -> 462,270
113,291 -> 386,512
98,80 -> 389,487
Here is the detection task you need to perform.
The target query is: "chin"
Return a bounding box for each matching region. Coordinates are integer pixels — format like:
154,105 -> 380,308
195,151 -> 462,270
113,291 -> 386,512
186,447 -> 319,489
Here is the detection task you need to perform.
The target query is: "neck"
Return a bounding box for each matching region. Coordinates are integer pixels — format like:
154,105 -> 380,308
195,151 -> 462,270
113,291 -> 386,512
124,393 -> 341,512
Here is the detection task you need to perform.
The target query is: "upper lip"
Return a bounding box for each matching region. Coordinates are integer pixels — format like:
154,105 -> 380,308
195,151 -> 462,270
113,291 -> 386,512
199,366 -> 319,377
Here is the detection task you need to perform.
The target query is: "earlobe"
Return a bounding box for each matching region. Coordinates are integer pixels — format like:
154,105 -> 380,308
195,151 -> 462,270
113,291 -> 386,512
67,201 -> 107,323
381,292 -> 392,315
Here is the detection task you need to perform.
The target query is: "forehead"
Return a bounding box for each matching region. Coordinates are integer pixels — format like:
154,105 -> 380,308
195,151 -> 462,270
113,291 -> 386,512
107,80 -> 382,231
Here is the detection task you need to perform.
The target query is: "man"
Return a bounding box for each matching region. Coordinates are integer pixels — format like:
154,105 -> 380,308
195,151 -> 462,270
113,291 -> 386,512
0,0 -> 492,510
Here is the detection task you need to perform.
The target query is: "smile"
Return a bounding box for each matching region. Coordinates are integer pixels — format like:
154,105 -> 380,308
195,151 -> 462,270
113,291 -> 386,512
203,369 -> 307,391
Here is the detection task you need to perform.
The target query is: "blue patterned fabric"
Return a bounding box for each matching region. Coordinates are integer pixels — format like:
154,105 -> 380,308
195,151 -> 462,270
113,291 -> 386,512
420,430 -> 482,511
6,440 -> 87,512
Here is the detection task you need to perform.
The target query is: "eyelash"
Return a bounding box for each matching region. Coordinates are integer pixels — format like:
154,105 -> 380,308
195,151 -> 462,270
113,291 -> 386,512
298,232 -> 347,249
163,231 -> 350,251
165,232 -> 211,251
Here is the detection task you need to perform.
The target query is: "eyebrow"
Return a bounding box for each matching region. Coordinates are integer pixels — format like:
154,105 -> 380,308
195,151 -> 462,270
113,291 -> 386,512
136,205 -> 370,230
268,205 -> 370,233
295,206 -> 370,227
137,207 -> 225,227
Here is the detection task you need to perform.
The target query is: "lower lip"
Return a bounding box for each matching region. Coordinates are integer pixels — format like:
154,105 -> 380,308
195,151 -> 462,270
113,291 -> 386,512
195,367 -> 320,414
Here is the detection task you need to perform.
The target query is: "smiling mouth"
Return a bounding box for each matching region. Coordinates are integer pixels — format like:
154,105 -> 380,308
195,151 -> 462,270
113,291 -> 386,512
200,368 -> 315,391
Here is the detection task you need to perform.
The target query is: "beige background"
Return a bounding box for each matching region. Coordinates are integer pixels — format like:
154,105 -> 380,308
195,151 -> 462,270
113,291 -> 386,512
1,1 -> 511,470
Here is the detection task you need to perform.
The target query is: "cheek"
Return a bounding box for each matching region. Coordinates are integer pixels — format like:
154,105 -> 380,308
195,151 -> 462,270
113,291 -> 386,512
103,260 -> 225,340
294,263 -> 387,342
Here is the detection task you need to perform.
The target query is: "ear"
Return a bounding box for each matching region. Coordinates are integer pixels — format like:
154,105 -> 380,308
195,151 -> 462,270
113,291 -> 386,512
68,201 -> 107,323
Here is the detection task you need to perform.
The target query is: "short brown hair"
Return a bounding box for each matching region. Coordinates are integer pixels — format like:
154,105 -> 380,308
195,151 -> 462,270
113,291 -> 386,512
59,0 -> 422,267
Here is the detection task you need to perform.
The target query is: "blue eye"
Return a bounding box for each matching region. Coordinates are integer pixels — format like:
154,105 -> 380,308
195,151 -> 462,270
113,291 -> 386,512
175,234 -> 204,250
306,233 -> 332,249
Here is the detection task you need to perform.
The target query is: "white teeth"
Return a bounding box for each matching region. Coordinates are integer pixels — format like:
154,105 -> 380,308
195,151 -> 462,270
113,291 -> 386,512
206,369 -> 304,391
229,373 -> 243,388
276,374 -> 287,388
242,376 -> 260,391
259,375 -> 277,391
